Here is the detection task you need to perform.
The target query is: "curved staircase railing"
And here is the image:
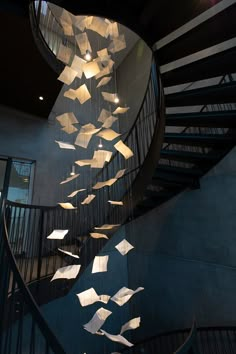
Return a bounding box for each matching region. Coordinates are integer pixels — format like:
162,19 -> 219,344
0,200 -> 66,354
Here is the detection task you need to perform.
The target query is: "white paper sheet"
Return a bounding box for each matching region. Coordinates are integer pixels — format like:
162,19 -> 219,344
108,200 -> 123,206
61,124 -> 78,134
95,65 -> 112,80
102,116 -> 118,129
97,109 -> 111,123
108,35 -> 126,53
64,88 -> 77,101
84,307 -> 112,334
90,150 -> 112,168
120,317 -> 141,334
111,287 -> 144,306
92,178 -> 117,190
47,229 -> 69,240
81,194 -> 96,205
75,158 -> 95,166
67,189 -> 86,197
75,84 -> 91,104
101,92 -> 117,103
60,174 -> 80,185
74,15 -> 87,31
94,224 -> 121,230
58,202 -> 77,209
97,48 -> 109,60
100,330 -> 133,347
58,248 -> 79,259
57,44 -> 72,64
83,61 -> 101,79
90,233 -> 108,240
107,22 -> 119,39
51,265 -> 81,281
113,107 -> 130,115
70,55 -> 86,79
115,239 -> 134,256
57,66 -> 77,85
115,169 -> 126,179
86,16 -> 109,37
60,20 -> 74,36
56,112 -> 78,126
75,33 -> 92,55
92,255 -> 109,273
76,288 -> 110,307
114,140 -> 134,159
55,140 -> 76,150
74,133 -> 93,148
80,123 -> 101,135
97,76 -> 112,88
97,129 -> 121,141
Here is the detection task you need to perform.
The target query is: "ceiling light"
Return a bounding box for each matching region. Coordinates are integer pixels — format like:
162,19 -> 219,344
98,139 -> 103,148
84,50 -> 92,62
114,94 -> 119,104
39,96 -> 44,101
70,165 -> 75,176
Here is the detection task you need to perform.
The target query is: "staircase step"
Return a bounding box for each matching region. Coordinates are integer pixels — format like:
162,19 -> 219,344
166,110 -> 236,128
160,149 -> 222,164
156,164 -> 203,176
161,47 -> 236,87
153,171 -> 200,188
165,82 -> 236,107
164,133 -> 236,147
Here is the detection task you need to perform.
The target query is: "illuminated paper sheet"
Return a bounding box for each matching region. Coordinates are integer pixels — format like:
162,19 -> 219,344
60,9 -> 73,36
120,317 -> 141,334
74,133 -> 92,148
70,55 -> 86,79
83,61 -> 101,79
95,65 -> 111,80
55,140 -> 75,150
80,123 -> 101,135
47,229 -> 68,240
75,84 -> 91,104
97,76 -> 112,88
74,15 -> 87,31
57,66 -> 77,85
75,32 -> 91,55
115,169 -> 126,179
101,92 -> 117,103
75,159 -> 95,166
58,248 -> 79,259
97,48 -> 110,61
76,288 -> 110,307
102,116 -> 118,129
97,129 -> 121,141
115,239 -> 134,255
90,233 -> 108,240
87,16 -> 109,37
92,178 -> 117,189
57,44 -> 72,64
84,307 -> 112,334
108,35 -> 126,53
81,194 -> 96,205
98,109 -> 111,123
92,255 -> 109,273
60,174 -> 80,185
114,140 -> 134,159
51,265 -> 81,281
61,124 -> 78,134
56,112 -> 78,126
67,189 -> 86,197
91,150 -> 112,168
100,330 -> 133,347
107,22 -> 119,39
111,287 -> 144,306
113,107 -> 130,115
58,202 -> 77,209
94,224 -> 121,230
64,88 -> 77,101
108,201 -> 123,206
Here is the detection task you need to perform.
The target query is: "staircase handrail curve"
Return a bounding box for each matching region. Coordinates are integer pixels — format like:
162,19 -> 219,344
0,199 -> 66,354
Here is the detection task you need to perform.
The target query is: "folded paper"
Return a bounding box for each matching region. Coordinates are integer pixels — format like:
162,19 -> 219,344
84,307 -> 112,334
97,76 -> 112,88
83,61 -> 101,79
74,133 -> 93,148
102,116 -> 118,129
97,109 -> 111,123
58,202 -> 77,209
90,233 -> 108,240
75,84 -> 91,104
75,33 -> 92,55
64,89 -> 77,101
108,201 -> 123,206
51,265 -> 81,281
81,194 -> 96,205
93,178 -> 117,189
97,129 -> 121,141
111,287 -> 144,306
86,16 -> 109,37
90,150 -> 112,168
80,123 -> 101,135
107,22 -> 119,39
55,141 -> 75,150
120,317 -> 141,334
94,224 -> 121,230
76,288 -> 110,307
47,229 -> 69,240
58,248 -> 79,259
67,189 -> 86,197
60,174 -> 80,185
115,169 -> 126,179
100,330 -> 133,347
57,44 -> 72,64
113,107 -> 130,115
114,140 -> 134,159
115,239 -> 134,255
57,66 -> 77,85
56,112 -> 78,126
108,35 -> 126,54
61,125 -> 78,134
101,92 -> 118,103
92,255 -> 109,273
70,55 -> 86,79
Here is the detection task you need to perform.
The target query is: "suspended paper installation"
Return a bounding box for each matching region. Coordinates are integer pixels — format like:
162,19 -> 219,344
91,150 -> 112,168
51,265 -> 81,281
58,202 -> 77,209
75,32 -> 92,55
94,224 -> 121,230
57,66 -> 78,85
57,43 -> 72,64
60,174 -> 80,185
92,178 -> 117,190
108,201 -> 123,206
111,287 -> 144,306
64,89 -> 77,100
97,109 -> 111,123
81,194 -> 96,205
120,317 -> 141,334
102,116 -> 118,129
76,288 -> 110,307
55,141 -> 76,150
47,229 -> 69,240
96,129 -> 121,141
56,112 -> 78,126
61,125 -> 78,134
58,248 -> 80,259
67,189 -> 86,198
74,133 -> 93,149
65,84 -> 91,104
84,307 -> 112,334
100,330 -> 133,347
75,158 -> 96,167
70,55 -> 86,79
97,76 -> 112,88
114,140 -> 134,159
113,107 -> 130,115
115,239 -> 134,255
90,233 -> 108,240
83,61 -> 101,79
92,255 -> 109,273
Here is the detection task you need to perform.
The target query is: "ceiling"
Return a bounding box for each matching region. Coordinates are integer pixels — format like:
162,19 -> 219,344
0,0 -> 223,119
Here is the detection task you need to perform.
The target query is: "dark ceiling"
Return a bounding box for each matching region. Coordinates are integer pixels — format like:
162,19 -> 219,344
0,0 -> 223,119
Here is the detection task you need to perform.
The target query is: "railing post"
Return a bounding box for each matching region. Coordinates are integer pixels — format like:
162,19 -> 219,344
37,209 -> 44,282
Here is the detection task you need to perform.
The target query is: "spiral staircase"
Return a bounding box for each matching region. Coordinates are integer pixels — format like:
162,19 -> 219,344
1,0 -> 236,353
